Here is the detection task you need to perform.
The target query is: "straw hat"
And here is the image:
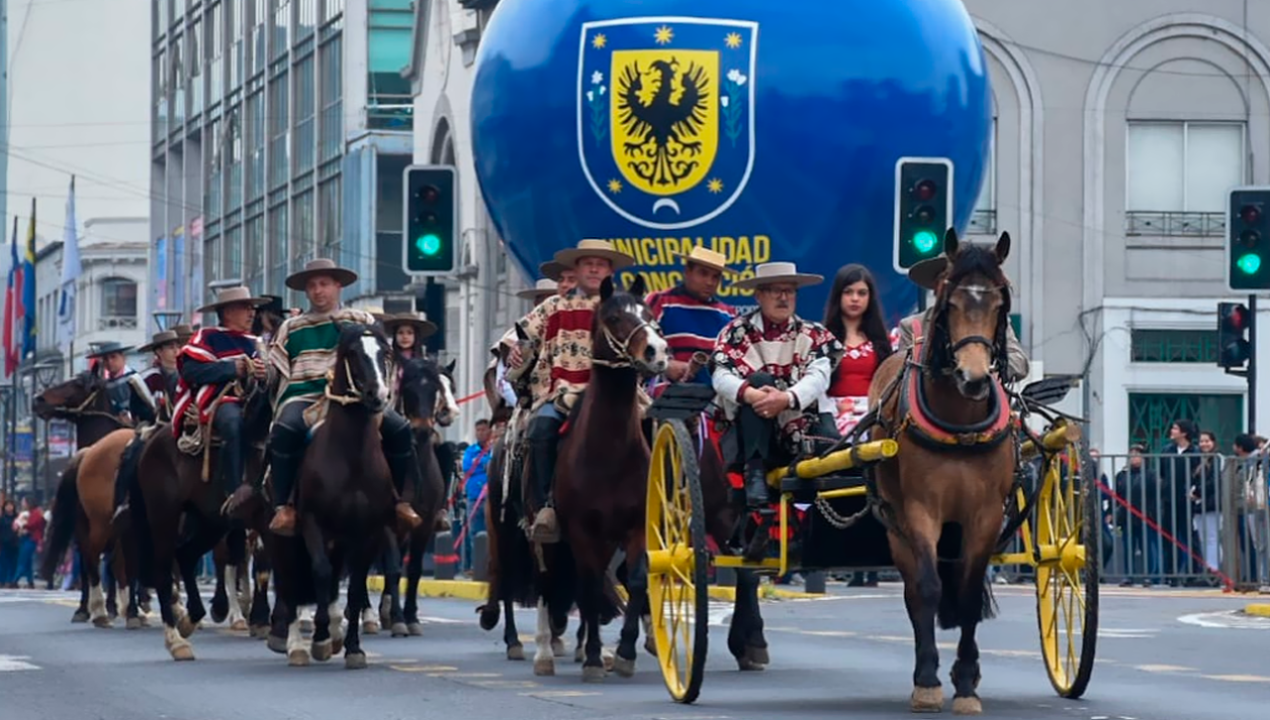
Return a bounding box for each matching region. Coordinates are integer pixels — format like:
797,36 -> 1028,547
138,330 -> 181,353
731,261 -> 824,290
516,278 -> 558,300
678,246 -> 734,275
907,257 -> 948,291
552,239 -> 634,270
285,257 -> 358,291
539,260 -> 570,281
196,286 -> 270,314
383,312 -> 438,339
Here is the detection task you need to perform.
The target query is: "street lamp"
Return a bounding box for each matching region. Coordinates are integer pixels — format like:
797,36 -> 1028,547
152,311 -> 183,333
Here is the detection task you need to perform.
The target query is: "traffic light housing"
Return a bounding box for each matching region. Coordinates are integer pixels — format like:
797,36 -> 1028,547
1218,301 -> 1251,369
894,157 -> 954,273
1227,187 -> 1270,291
403,165 -> 458,275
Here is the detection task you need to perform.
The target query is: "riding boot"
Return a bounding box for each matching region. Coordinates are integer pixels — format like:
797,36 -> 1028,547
527,417 -> 563,544
218,425 -> 251,517
743,460 -> 770,510
110,436 -> 142,524
268,447 -> 303,537
385,448 -> 425,533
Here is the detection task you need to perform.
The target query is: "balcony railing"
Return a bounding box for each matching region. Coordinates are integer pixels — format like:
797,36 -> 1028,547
1125,211 -> 1225,237
97,316 -> 138,331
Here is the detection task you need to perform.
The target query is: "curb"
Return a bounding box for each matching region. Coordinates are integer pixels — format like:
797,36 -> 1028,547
1245,603 -> 1270,618
363,577 -> 826,603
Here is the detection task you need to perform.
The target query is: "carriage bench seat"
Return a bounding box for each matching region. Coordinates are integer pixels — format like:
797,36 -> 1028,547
646,383 -> 716,422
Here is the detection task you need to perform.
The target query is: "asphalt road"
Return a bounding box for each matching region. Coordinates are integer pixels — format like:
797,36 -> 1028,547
1,583 -> 1267,720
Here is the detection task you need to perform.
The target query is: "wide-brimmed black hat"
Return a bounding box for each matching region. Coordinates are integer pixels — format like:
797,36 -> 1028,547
258,294 -> 286,316
86,341 -> 134,359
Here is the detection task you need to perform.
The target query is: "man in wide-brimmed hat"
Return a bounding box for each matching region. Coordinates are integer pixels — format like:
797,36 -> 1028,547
539,260 -> 577,297
645,245 -> 738,385
265,258 -> 423,536
712,261 -> 845,513
516,278 -> 558,306
137,330 -> 183,423
500,238 -> 638,542
170,286 -> 270,515
171,324 -> 196,345
897,256 -> 1029,381
87,341 -> 158,428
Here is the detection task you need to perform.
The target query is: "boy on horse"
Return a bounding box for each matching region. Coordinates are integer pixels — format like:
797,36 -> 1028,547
265,258 -> 424,537
897,256 -> 1030,381
138,330 -> 182,423
169,286 -> 270,514
503,239 -> 637,543
710,262 -> 845,510
644,246 -> 736,386
90,341 -> 159,428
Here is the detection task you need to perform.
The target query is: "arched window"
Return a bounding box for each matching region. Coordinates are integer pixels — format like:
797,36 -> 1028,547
100,277 -> 138,319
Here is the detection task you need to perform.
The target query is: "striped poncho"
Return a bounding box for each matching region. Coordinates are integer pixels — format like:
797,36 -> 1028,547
645,284 -> 735,384
171,327 -> 262,433
269,307 -> 378,410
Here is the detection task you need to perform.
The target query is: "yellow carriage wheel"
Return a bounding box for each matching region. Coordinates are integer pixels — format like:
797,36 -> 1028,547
645,420 -> 710,704
1034,448 -> 1099,698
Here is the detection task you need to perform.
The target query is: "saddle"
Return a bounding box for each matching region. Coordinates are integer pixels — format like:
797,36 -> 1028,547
175,382 -> 243,481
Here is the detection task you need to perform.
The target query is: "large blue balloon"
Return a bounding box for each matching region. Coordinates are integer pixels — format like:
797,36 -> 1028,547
471,0 -> 992,322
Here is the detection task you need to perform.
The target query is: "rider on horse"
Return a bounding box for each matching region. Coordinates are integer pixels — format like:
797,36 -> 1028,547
265,258 -> 424,537
382,311 -> 437,412
168,286 -> 271,514
644,246 -> 736,386
91,341 -> 159,428
486,278 -> 557,424
138,330 -> 182,423
502,239 -> 638,543
897,257 -> 1030,381
710,262 -> 845,511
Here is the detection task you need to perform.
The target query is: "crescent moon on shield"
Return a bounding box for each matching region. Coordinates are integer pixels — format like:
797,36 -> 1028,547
651,199 -> 681,215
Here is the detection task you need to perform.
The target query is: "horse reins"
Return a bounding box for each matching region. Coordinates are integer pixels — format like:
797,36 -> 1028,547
591,316 -> 656,369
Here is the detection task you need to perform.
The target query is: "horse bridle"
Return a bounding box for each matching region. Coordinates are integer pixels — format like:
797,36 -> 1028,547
325,335 -> 385,408
592,314 -> 658,369
929,281 -> 1009,375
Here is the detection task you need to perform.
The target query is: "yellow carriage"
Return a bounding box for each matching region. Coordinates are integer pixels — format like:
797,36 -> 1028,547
643,378 -> 1099,704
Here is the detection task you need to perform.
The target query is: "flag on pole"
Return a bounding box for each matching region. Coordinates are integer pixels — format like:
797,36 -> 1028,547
3,217 -> 18,378
57,177 -> 80,355
21,198 -> 37,360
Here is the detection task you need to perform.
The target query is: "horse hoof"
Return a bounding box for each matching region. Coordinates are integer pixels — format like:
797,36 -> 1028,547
478,610 -> 499,632
910,686 -> 944,713
612,655 -> 636,678
288,648 -> 311,667
71,610 -> 89,623
126,617 -> 143,630
170,643 -> 195,662
407,622 -> 424,637
267,635 -> 288,654
211,604 -> 228,624
573,646 -> 584,663
311,639 -> 333,662
506,644 -> 525,661
140,600 -> 152,615
362,620 -> 380,635
391,622 -> 409,637
345,652 -> 368,670
582,665 -> 607,683
177,615 -> 198,638
139,615 -> 151,627
951,697 -> 981,716
736,656 -> 766,672
550,637 -> 566,658
332,637 -> 345,656
92,615 -> 112,629
533,658 -> 555,676
601,652 -> 615,672
746,645 -> 770,667
230,618 -> 249,632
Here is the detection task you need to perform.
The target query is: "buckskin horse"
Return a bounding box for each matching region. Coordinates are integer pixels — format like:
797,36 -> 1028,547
270,323 -> 397,669
868,229 -> 1015,714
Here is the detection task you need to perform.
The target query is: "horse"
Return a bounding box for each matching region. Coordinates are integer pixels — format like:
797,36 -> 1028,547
270,323 -> 398,669
35,370 -> 146,627
126,368 -> 274,661
373,356 -> 454,637
868,228 -> 1016,714
541,274 -> 670,681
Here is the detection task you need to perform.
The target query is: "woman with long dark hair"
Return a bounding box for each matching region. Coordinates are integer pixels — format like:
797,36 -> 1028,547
822,264 -> 893,438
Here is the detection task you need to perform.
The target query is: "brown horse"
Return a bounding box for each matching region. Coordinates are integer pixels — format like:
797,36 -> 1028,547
544,275 -> 669,681
270,323 -> 397,669
868,229 -> 1015,714
35,371 -> 144,626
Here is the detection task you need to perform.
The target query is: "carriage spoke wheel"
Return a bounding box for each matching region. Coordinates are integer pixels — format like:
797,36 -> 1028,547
1034,448 -> 1099,698
645,420 -> 710,704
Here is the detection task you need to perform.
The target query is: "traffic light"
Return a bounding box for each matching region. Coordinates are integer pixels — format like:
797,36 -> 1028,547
893,157 -> 953,273
1227,187 -> 1270,291
403,165 -> 458,275
1217,301 -> 1251,369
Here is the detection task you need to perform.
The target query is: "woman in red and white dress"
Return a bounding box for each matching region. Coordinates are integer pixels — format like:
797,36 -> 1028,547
822,264 -> 895,438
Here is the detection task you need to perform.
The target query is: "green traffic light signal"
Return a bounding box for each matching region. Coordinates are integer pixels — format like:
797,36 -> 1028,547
1237,252 -> 1262,275
912,230 -> 938,255
403,166 -> 457,275
417,233 -> 441,256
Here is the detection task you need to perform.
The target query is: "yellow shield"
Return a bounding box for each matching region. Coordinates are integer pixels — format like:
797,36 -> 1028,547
609,49 -> 719,197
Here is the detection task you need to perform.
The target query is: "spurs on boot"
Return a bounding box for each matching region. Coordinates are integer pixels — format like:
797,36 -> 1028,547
270,505 -> 297,536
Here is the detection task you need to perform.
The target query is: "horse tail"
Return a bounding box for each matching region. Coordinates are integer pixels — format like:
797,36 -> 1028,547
935,523 -> 999,630
40,455 -> 83,580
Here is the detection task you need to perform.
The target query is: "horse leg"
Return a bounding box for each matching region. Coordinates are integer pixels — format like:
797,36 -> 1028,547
894,513 -> 944,713
104,549 -> 119,619
613,542 -> 650,677
501,598 -> 524,660
84,530 -> 111,628
383,541 -> 409,637
403,533 -> 427,636
948,523 -> 1000,716
573,618 -> 585,663
249,542 -> 274,638
578,574 -> 606,682
300,517 -> 334,665
146,514 -> 195,661
210,543 -> 229,624
73,551 -> 91,622
532,598 -> 556,676
727,569 -> 769,670
224,526 -> 249,631
343,552 -> 371,670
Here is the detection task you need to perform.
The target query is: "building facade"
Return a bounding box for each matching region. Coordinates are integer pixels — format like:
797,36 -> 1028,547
148,0 -> 420,334
410,0 -> 1270,451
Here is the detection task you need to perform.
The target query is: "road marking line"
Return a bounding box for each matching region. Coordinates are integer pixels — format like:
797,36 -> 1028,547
1134,664 -> 1194,673
520,690 -> 602,698
799,630 -> 857,637
470,680 -> 540,688
399,664 -> 458,672
1200,674 -> 1270,683
1178,610 -> 1270,630
440,672 -> 503,678
0,655 -> 39,672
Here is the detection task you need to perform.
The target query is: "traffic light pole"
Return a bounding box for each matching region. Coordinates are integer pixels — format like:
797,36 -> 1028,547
1249,293 -> 1257,432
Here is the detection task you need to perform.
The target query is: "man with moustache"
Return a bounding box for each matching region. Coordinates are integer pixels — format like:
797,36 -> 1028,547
644,246 -> 737,386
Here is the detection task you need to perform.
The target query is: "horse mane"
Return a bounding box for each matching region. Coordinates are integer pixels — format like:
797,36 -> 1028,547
926,242 -> 1012,376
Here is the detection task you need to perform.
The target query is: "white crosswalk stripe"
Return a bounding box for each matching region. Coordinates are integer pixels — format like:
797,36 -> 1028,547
0,655 -> 40,672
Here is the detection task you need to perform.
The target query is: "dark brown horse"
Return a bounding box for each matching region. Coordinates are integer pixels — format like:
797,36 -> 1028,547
869,229 -> 1015,714
374,356 -> 452,636
270,323 -> 396,669
545,275 -> 669,681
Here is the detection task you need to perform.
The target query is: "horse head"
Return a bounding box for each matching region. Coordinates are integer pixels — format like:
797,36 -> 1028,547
433,357 -> 460,427
927,228 -> 1012,401
398,357 -> 452,431
593,275 -> 669,375
330,322 -> 392,413
33,369 -> 109,421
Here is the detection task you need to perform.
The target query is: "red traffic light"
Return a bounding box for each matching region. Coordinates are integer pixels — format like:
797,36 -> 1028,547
419,185 -> 441,204
1241,204 -> 1261,225
1220,302 -> 1249,331
911,179 -> 937,202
